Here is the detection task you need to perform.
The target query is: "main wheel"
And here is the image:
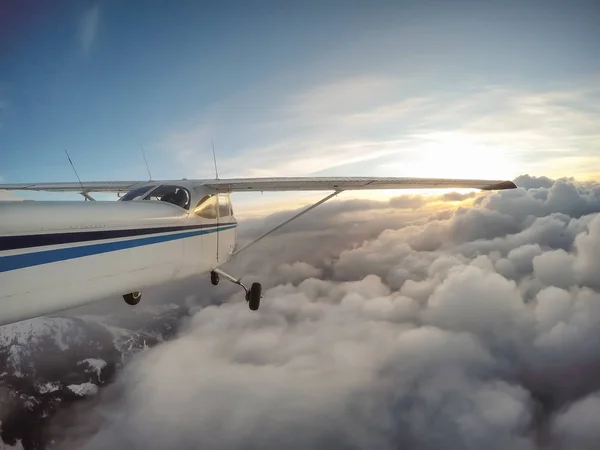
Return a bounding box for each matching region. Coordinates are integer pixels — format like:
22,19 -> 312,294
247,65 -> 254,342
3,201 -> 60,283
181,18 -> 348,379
210,271 -> 220,286
247,282 -> 262,311
123,291 -> 142,306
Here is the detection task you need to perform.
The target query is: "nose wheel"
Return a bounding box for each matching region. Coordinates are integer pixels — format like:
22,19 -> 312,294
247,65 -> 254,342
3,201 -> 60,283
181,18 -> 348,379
123,291 -> 142,306
211,269 -> 262,311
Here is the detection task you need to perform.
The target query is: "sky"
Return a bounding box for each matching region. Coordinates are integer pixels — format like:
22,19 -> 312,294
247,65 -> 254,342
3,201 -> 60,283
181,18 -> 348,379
1,0 -> 599,202
2,2 -> 600,443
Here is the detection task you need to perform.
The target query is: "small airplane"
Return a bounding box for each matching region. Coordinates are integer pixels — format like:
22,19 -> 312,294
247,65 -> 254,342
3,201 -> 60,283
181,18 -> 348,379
0,176 -> 517,326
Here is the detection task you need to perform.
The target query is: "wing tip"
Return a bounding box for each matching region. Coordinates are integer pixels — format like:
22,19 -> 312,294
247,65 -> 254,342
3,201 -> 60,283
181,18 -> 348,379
481,180 -> 518,191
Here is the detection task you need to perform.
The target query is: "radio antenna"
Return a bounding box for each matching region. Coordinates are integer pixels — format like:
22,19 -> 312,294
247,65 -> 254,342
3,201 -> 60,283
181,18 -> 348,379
211,140 -> 219,180
140,143 -> 153,181
64,149 -> 86,199
212,139 -> 220,262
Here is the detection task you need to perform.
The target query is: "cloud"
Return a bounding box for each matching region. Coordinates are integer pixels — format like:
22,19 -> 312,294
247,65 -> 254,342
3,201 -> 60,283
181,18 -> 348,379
441,191 -> 477,202
160,76 -> 440,178
554,393 -> 600,449
79,5 -> 99,55
49,175 -> 600,449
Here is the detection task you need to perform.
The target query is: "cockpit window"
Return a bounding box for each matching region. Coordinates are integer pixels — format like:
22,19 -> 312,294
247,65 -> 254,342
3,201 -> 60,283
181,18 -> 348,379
119,184 -> 190,209
144,185 -> 191,209
119,185 -> 156,201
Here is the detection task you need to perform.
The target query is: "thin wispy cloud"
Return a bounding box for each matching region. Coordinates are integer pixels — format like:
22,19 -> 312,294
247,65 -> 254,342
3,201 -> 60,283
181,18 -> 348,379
160,76 -> 435,177
161,76 -> 600,181
79,5 -> 99,55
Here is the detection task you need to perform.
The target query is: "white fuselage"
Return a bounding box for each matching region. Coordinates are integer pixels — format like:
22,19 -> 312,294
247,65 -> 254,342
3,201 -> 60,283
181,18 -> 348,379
0,189 -> 237,326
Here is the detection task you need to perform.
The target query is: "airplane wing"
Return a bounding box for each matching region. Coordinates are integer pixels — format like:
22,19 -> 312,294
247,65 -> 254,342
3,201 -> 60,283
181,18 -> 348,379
0,177 -> 517,193
203,177 -> 517,192
0,181 -> 142,193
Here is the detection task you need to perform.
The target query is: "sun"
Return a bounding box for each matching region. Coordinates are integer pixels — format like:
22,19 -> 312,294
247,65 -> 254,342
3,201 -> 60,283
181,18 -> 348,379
345,132 -> 521,201
398,132 -> 519,181
409,133 -> 517,180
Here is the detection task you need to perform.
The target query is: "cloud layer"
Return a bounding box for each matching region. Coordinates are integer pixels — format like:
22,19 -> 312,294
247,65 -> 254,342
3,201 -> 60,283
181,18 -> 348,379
54,176 -> 600,449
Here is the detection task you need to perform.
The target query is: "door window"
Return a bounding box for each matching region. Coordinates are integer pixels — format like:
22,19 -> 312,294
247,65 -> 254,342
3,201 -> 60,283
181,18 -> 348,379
218,193 -> 231,217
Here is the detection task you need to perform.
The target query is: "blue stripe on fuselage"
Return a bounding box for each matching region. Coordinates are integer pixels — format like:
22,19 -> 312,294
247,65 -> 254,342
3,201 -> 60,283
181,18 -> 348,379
0,222 -> 236,252
0,224 -> 237,273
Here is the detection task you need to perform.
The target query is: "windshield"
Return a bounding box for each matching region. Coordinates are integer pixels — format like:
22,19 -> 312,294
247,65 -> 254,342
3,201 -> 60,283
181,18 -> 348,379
119,185 -> 156,201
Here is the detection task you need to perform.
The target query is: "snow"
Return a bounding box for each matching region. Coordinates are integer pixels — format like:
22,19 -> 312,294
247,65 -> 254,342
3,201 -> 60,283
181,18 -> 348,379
23,400 -> 35,410
19,394 -> 39,411
36,382 -> 61,394
0,317 -> 84,378
7,346 -> 23,378
78,358 -> 107,380
67,382 -> 98,397
0,317 -> 81,350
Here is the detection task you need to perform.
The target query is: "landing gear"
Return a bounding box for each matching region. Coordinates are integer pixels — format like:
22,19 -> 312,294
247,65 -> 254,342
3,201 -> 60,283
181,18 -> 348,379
123,291 -> 141,306
246,282 -> 262,311
211,268 -> 262,311
204,191 -> 341,313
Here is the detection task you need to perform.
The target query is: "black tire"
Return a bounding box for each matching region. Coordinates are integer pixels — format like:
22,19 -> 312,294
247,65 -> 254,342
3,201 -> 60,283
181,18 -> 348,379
123,291 -> 142,306
210,271 -> 220,286
247,282 -> 262,311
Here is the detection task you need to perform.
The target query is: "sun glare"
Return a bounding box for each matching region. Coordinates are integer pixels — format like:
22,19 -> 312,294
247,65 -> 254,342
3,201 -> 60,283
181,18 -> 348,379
387,133 -> 519,181
233,133 -> 522,215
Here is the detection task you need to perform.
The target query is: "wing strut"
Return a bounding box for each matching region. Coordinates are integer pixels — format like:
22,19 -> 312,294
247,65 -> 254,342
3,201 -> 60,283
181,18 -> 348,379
226,190 -> 342,262
80,192 -> 95,201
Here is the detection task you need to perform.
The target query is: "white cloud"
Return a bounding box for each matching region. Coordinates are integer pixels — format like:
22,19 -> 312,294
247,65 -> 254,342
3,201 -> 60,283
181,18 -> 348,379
554,393 -> 600,449
79,5 -> 99,55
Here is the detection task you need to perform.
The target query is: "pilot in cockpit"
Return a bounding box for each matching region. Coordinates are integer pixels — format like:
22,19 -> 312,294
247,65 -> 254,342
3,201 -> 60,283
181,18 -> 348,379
161,188 -> 188,209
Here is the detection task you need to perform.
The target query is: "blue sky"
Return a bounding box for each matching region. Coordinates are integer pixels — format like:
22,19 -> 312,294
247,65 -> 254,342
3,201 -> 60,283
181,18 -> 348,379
1,0 -> 599,196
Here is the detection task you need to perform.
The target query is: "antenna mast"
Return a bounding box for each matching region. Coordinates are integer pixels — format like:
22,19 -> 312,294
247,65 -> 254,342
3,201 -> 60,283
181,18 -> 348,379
212,140 -> 220,262
211,140 -> 219,180
140,143 -> 153,181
